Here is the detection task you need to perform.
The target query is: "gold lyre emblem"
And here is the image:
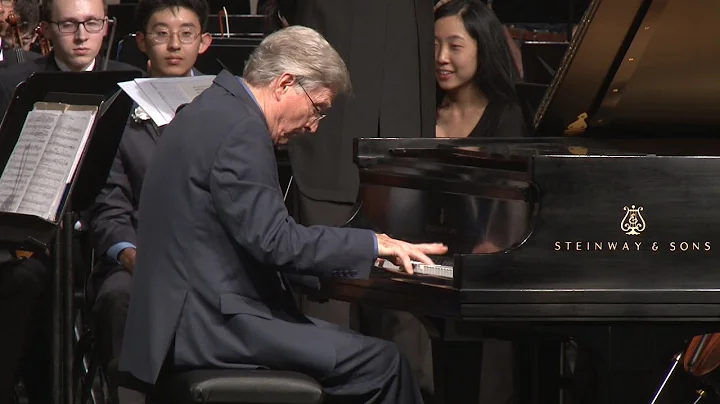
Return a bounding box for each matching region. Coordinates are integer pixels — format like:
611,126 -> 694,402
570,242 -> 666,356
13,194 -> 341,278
621,205 -> 646,236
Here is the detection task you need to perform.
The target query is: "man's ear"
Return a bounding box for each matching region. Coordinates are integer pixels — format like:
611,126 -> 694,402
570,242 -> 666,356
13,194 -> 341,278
274,73 -> 296,99
198,32 -> 211,55
136,32 -> 147,54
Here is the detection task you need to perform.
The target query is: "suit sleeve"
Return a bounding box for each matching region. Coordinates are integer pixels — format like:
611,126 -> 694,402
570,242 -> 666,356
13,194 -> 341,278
90,143 -> 138,259
209,117 -> 375,280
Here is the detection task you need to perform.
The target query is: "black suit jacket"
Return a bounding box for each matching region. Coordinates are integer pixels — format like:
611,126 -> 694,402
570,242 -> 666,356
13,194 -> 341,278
89,113 -> 161,274
282,0 -> 436,207
119,71 -> 376,384
0,47 -> 41,68
0,53 -> 141,116
90,69 -> 201,277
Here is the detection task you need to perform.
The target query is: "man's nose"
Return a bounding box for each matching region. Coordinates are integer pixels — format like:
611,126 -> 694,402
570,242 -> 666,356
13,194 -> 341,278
167,33 -> 181,49
75,24 -> 89,41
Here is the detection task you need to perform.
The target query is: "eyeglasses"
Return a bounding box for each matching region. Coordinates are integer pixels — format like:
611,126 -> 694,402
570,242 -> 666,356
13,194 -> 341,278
297,81 -> 326,123
145,29 -> 200,44
50,18 -> 107,34
0,0 -> 13,6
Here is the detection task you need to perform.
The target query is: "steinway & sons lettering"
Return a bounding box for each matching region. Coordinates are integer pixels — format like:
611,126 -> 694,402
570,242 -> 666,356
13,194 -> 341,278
553,241 -> 711,252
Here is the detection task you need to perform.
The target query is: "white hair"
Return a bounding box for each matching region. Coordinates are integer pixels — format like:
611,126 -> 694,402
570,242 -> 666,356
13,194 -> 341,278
243,25 -> 352,95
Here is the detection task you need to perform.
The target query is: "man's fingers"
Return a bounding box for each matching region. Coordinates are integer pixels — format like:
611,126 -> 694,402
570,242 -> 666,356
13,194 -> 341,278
398,251 -> 414,275
409,250 -> 435,266
415,243 -> 448,255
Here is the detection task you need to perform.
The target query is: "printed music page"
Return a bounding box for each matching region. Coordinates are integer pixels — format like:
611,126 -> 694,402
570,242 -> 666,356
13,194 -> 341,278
0,106 -> 64,214
16,105 -> 97,220
132,76 -> 215,125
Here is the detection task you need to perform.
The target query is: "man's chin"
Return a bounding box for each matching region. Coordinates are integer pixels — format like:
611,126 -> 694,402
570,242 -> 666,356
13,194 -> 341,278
66,55 -> 97,71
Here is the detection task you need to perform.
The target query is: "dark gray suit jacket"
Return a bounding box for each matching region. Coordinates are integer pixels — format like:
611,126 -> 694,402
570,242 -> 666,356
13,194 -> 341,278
119,70 -> 376,384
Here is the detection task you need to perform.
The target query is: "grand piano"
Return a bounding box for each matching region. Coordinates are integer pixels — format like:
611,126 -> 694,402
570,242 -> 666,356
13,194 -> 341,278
302,0 -> 720,402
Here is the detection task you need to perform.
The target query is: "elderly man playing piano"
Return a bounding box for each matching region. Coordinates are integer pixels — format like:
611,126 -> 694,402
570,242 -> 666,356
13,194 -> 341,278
119,25 -> 447,403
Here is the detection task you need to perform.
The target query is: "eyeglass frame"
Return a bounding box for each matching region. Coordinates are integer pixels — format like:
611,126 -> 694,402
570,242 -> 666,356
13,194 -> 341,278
144,28 -> 202,45
297,81 -> 327,123
49,17 -> 107,34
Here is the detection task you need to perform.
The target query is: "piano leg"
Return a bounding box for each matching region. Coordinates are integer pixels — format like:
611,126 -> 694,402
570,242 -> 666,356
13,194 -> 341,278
430,339 -> 483,404
514,338 -> 564,404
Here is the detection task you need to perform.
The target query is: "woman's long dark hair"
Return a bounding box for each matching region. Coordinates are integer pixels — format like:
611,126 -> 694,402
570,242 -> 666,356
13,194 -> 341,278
435,0 -> 520,106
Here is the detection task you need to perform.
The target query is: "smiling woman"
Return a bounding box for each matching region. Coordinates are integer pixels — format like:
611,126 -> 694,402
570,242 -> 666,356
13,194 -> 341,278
434,0 -> 526,139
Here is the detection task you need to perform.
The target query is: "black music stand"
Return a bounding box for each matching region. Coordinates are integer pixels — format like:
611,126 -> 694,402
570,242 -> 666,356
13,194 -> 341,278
0,70 -> 141,404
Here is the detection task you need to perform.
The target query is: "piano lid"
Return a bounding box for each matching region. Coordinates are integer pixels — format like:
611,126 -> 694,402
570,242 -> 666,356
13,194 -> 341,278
534,0 -> 720,136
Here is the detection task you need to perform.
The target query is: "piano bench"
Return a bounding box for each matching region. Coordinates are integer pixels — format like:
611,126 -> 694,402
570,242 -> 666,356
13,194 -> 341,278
153,369 -> 325,404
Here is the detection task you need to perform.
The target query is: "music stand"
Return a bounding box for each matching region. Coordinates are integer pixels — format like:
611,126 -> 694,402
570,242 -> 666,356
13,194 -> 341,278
0,70 -> 141,404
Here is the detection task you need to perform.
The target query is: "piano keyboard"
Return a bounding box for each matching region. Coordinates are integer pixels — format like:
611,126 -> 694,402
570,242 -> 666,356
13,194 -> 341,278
375,259 -> 454,280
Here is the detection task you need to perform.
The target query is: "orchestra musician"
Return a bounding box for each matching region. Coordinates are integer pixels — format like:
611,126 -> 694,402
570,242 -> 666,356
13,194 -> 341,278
0,0 -> 42,66
434,0 -> 525,139
88,0 -> 211,402
118,26 -> 447,404
0,0 -> 141,115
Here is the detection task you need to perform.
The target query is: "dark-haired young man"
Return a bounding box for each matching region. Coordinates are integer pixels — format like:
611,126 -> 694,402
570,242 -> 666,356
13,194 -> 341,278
89,0 -> 211,402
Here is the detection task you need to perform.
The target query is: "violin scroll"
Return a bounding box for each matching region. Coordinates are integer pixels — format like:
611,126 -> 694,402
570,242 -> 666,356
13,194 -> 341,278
5,10 -> 24,49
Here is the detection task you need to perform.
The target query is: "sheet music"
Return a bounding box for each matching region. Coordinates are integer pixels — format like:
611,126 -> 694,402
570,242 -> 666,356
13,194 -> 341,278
16,109 -> 96,219
0,110 -> 62,213
124,76 -> 215,126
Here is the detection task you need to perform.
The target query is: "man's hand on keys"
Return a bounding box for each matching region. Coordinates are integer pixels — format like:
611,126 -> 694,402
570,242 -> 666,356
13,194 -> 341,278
375,233 -> 447,275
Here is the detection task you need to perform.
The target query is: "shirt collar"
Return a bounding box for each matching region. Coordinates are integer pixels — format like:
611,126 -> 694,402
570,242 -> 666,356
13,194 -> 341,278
238,77 -> 261,109
55,56 -> 95,72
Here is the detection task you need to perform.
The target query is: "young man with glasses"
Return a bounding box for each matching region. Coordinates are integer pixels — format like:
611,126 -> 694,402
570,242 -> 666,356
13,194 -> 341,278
0,0 -> 141,114
89,1 -> 210,402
